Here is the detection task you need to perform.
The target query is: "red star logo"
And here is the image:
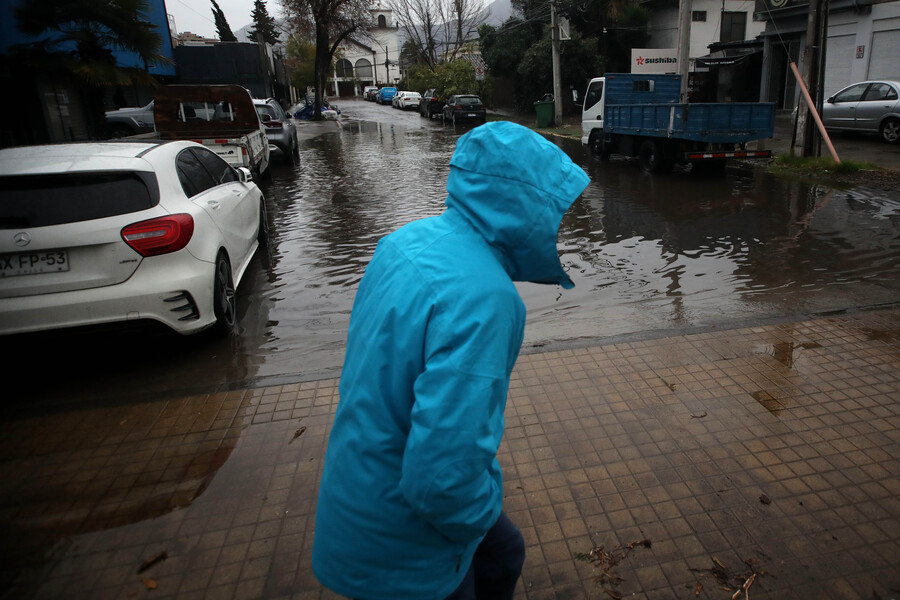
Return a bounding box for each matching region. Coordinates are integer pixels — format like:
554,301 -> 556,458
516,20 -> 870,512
637,56 -> 645,65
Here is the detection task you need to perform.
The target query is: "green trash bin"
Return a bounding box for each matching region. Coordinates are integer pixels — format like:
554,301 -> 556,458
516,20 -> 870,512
534,100 -> 555,128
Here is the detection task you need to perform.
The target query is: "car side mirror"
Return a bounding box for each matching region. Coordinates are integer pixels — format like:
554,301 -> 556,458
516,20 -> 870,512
827,96 -> 835,104
237,167 -> 253,183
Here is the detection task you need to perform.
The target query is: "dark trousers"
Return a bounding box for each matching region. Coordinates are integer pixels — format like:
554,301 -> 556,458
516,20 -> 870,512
443,512 -> 525,600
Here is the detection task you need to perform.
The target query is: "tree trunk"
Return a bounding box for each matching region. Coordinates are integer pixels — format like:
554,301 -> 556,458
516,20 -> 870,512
314,21 -> 331,121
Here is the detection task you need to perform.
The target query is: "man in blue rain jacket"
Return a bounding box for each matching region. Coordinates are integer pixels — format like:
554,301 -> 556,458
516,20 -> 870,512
312,121 -> 590,600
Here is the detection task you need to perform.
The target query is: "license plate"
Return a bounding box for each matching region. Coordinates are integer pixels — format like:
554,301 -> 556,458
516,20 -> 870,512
0,250 -> 69,277
467,113 -> 476,117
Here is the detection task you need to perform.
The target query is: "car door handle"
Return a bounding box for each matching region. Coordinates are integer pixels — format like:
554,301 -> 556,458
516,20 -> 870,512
207,200 -> 221,209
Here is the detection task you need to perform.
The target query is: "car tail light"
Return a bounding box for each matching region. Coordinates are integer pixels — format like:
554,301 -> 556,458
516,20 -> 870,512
122,214 -> 194,257
266,121 -> 284,129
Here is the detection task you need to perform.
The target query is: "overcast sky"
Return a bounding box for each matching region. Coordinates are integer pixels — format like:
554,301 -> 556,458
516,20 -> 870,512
166,0 -> 283,39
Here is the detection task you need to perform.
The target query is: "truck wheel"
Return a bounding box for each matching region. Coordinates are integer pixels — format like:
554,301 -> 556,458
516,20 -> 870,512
881,118 -> 900,144
639,140 -> 672,173
590,131 -> 611,161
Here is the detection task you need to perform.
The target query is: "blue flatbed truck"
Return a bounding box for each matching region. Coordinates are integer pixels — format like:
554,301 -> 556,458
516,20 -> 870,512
580,73 -> 776,173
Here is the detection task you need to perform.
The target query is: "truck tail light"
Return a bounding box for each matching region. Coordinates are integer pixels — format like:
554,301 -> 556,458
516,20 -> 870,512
122,214 -> 194,257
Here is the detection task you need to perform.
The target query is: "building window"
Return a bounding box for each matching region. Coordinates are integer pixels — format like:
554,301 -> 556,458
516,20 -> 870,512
355,59 -> 373,78
720,12 -> 747,43
692,11 -> 707,22
378,15 -> 387,27
335,59 -> 353,77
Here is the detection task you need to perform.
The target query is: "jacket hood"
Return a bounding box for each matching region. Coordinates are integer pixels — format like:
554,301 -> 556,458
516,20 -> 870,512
445,121 -> 590,289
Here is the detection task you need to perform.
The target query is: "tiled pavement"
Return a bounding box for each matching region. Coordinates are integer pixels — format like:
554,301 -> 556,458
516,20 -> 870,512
1,309 -> 899,600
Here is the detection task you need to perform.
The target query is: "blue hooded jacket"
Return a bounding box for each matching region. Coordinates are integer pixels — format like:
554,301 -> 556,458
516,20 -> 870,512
312,122 -> 590,600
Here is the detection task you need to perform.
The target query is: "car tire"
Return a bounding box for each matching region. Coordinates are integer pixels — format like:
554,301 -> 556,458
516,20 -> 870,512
881,117 -> 900,144
257,199 -> 269,246
213,252 -> 237,334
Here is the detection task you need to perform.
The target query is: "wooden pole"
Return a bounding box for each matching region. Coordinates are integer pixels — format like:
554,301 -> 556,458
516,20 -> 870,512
789,61 -> 840,162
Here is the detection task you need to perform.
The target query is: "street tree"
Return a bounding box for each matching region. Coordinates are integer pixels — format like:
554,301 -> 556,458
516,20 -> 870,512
282,0 -> 372,118
389,0 -> 486,69
439,0 -> 485,61
250,0 -> 280,44
10,0 -> 169,138
211,0 -> 238,42
390,0 -> 442,69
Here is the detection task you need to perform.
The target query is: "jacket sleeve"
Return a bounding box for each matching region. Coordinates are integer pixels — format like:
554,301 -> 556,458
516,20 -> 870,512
398,289 -> 525,544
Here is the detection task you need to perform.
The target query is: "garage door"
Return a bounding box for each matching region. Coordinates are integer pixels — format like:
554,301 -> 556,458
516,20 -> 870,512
869,28 -> 900,79
824,34 -> 854,98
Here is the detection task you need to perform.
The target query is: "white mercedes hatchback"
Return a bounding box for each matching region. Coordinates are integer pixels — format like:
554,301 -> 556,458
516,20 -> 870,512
0,140 -> 267,336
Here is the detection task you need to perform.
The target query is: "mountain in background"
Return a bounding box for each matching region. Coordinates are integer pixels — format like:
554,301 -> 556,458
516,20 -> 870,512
481,0 -> 515,26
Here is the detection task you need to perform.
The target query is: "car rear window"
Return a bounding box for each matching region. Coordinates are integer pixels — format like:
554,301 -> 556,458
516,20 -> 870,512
0,171 -> 160,229
458,97 -> 482,105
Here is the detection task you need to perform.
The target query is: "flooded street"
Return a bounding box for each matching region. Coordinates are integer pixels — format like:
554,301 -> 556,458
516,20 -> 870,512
9,100 -> 900,407
2,102 -> 900,600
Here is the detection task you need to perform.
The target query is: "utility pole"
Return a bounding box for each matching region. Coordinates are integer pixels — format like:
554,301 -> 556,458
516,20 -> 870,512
550,0 -> 563,125
793,0 -> 825,156
676,0 -> 693,102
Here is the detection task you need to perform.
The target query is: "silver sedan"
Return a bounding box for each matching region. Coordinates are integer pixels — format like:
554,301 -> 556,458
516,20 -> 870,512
822,80 -> 900,144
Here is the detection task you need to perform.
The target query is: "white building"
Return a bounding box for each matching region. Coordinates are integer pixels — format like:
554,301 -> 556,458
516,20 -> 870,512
330,4 -> 402,97
645,0 -> 766,62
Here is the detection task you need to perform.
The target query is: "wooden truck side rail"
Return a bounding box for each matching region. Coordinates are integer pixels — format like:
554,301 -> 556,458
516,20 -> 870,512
153,85 -> 262,140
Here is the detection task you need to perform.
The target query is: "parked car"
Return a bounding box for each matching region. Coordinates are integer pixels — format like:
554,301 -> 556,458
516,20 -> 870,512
363,86 -> 379,101
392,91 -> 410,108
289,98 -> 341,120
253,98 -> 299,163
442,95 -> 487,125
377,87 -> 398,105
396,91 -> 422,111
419,89 -> 444,119
822,79 -> 900,144
105,101 -> 155,138
0,141 -> 267,336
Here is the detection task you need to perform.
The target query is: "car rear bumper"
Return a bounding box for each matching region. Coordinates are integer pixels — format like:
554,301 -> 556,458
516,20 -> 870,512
0,254 -> 217,336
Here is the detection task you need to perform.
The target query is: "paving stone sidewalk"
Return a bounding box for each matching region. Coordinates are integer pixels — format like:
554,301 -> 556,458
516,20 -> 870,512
1,309 -> 898,600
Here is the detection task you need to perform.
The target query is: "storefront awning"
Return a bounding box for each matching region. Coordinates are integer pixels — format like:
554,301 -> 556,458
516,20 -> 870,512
695,47 -> 763,67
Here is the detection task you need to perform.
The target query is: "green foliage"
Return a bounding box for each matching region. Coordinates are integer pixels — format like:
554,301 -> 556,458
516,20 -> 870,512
479,20 -> 536,76
399,61 -> 490,105
211,0 -> 237,42
285,37 -> 317,91
773,153 -> 872,175
481,16 -> 601,111
249,0 -> 279,45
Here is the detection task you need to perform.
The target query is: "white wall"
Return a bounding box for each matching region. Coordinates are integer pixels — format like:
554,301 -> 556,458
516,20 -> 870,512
647,0 -> 765,58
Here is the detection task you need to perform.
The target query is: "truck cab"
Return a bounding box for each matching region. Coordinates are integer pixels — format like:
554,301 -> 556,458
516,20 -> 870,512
580,77 -> 605,150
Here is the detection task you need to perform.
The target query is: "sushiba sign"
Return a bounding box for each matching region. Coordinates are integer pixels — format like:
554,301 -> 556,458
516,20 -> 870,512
631,49 -> 679,74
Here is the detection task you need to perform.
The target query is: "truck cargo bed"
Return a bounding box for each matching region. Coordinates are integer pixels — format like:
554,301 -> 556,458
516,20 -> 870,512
605,101 -> 776,144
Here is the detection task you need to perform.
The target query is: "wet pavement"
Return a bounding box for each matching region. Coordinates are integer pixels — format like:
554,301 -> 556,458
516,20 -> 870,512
1,102 -> 899,599
1,308 -> 898,599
